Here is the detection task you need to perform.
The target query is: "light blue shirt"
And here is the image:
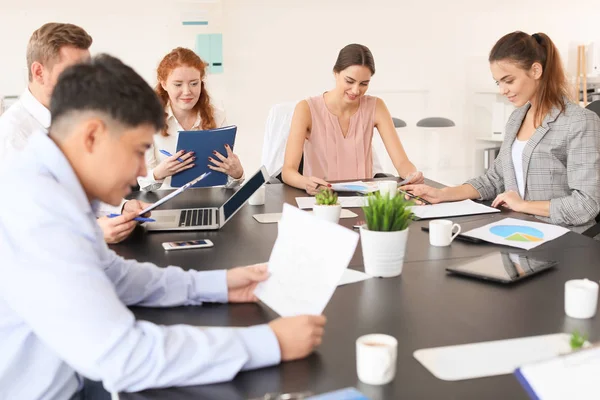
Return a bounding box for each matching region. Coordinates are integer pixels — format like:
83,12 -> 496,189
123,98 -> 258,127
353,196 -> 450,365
0,132 -> 280,399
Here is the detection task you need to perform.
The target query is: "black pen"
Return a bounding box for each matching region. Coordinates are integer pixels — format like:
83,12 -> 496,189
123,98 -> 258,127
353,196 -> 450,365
398,189 -> 432,205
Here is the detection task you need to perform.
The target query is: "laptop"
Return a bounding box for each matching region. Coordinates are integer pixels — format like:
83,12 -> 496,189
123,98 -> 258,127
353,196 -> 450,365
146,166 -> 269,231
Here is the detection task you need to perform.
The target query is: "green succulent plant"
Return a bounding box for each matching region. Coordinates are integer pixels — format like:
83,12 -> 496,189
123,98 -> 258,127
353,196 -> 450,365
362,191 -> 415,232
570,330 -> 587,350
315,188 -> 339,206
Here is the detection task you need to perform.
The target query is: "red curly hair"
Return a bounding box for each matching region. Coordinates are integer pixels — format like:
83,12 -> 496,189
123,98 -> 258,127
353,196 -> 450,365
155,47 -> 216,136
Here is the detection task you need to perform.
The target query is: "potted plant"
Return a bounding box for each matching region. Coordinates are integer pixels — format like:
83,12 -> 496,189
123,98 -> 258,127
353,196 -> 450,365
360,192 -> 415,277
313,188 -> 342,224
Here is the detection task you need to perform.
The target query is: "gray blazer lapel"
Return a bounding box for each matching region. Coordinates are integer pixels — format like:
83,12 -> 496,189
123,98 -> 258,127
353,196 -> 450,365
522,106 -> 562,190
502,104 -> 529,192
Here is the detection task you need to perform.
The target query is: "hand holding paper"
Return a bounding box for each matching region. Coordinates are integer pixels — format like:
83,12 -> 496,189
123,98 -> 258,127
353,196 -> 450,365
254,203 -> 359,316
226,263 -> 270,303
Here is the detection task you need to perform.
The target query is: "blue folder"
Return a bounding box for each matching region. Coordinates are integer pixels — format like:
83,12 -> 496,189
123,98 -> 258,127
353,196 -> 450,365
514,368 -> 541,400
171,126 -> 237,188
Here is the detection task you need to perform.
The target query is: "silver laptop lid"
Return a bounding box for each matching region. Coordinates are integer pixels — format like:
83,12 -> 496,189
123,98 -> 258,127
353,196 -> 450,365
219,166 -> 269,225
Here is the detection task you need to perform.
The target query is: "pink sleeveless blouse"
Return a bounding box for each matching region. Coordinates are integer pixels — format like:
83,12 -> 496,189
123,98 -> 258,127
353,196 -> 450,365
303,94 -> 377,180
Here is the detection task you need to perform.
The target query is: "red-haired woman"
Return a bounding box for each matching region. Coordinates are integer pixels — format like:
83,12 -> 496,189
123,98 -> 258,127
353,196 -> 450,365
138,47 -> 244,190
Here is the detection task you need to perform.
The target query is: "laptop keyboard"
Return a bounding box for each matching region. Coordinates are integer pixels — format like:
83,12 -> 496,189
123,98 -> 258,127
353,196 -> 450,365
179,209 -> 213,227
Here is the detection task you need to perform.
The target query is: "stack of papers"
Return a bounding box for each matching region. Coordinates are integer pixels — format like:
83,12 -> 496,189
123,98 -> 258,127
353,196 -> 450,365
254,204 -> 359,316
408,199 -> 500,220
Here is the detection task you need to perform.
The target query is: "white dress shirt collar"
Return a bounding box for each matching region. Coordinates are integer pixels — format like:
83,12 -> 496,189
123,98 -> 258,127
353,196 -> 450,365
165,102 -> 202,130
20,88 -> 51,131
28,132 -> 94,215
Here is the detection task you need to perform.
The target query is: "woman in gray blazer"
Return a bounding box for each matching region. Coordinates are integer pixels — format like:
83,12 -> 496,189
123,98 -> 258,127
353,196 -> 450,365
402,31 -> 600,232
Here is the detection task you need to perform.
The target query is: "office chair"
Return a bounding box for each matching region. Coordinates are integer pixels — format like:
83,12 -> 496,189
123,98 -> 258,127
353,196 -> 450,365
261,101 -> 297,182
586,100 -> 600,119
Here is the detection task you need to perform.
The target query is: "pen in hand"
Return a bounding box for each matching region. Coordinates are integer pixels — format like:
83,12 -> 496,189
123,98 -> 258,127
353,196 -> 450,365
107,214 -> 155,223
398,190 -> 432,205
159,149 -> 185,163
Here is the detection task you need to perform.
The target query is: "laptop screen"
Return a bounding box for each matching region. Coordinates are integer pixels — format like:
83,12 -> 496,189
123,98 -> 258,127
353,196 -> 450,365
222,168 -> 266,221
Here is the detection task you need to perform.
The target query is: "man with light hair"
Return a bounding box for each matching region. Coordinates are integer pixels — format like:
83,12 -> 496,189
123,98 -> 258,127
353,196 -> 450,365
0,22 -> 149,243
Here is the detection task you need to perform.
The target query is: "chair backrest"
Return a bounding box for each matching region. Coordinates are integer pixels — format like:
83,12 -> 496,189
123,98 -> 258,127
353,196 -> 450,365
261,101 -> 298,178
586,100 -> 600,120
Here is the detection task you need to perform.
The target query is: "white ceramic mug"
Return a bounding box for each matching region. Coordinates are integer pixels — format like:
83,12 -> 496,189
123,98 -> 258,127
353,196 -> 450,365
356,334 -> 397,385
378,181 -> 397,198
248,185 -> 266,206
429,220 -> 461,247
565,279 -> 599,319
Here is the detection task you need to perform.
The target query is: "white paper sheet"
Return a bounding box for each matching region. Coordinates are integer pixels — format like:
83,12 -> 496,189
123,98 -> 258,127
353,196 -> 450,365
414,333 -> 572,381
337,269 -> 372,286
253,209 -> 358,224
408,199 -> 500,220
516,345 -> 600,400
296,196 -> 367,210
254,204 -> 359,316
463,217 -> 570,250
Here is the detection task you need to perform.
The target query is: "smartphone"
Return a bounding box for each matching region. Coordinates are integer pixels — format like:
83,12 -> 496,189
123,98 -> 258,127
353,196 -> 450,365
162,239 -> 214,251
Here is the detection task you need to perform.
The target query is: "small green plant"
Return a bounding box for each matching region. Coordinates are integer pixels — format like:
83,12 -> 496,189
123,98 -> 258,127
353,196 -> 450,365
362,192 -> 415,231
315,188 -> 339,206
570,330 -> 587,350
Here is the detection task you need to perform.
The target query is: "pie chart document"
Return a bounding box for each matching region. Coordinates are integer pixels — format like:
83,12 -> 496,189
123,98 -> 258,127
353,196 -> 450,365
462,217 -> 570,250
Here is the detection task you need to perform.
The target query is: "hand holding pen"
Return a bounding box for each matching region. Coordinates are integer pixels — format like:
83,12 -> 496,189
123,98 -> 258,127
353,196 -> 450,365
107,214 -> 155,223
159,149 -> 184,162
398,184 -> 443,206
153,149 -> 195,181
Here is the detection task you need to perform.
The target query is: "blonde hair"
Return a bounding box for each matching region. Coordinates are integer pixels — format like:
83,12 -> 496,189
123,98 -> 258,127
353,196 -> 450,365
26,22 -> 93,81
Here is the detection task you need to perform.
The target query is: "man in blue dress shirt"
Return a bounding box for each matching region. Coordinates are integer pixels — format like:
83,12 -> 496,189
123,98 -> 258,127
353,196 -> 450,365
0,54 -> 326,399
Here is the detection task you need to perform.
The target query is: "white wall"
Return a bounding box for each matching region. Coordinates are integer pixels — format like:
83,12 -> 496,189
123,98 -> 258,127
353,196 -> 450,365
2,0 -> 600,185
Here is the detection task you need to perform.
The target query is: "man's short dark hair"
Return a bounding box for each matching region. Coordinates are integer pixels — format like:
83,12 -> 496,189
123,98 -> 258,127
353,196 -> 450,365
50,54 -> 164,132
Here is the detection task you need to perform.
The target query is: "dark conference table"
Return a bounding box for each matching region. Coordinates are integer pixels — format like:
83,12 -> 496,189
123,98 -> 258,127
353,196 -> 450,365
113,182 -> 600,400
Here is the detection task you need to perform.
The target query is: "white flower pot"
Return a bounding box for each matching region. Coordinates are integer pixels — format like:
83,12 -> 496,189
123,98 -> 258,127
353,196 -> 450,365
359,226 -> 409,277
312,204 -> 342,224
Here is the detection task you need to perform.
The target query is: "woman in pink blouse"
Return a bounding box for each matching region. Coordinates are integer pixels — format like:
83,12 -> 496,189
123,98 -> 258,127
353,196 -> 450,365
282,43 -> 423,194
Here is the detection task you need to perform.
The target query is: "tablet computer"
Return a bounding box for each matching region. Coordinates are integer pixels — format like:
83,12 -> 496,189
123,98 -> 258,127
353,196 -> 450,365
446,252 -> 557,284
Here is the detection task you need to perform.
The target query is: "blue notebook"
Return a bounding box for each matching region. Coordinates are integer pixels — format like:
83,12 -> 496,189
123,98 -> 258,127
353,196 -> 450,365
171,126 -> 237,188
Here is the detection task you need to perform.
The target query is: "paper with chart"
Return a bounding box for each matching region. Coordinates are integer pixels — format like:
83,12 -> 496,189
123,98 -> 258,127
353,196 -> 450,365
330,181 -> 379,194
463,217 -> 570,250
296,196 -> 367,210
408,199 -> 500,220
254,204 -> 359,316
